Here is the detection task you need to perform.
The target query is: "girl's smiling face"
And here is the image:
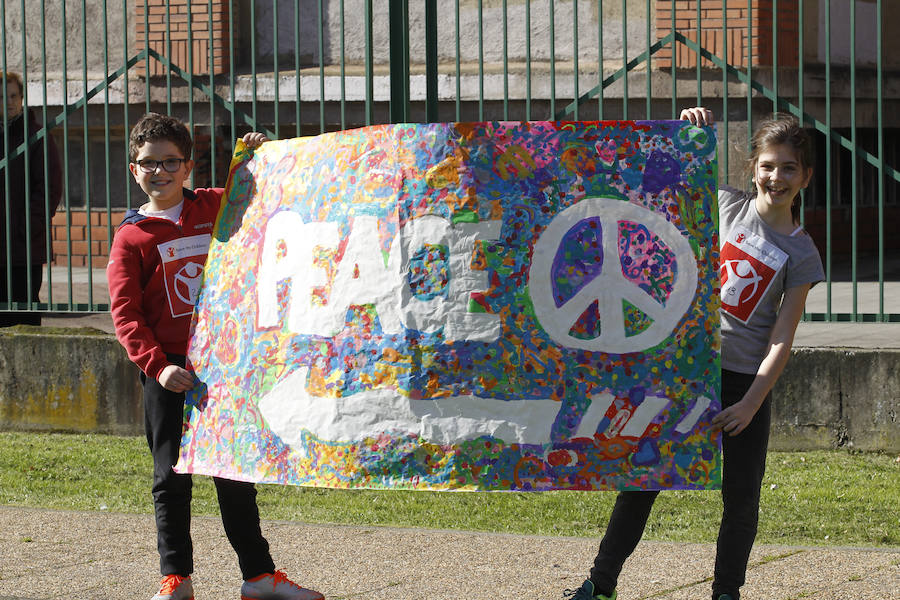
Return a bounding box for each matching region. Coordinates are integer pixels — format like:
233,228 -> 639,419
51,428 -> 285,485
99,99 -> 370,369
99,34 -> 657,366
754,143 -> 812,219
129,140 -> 194,211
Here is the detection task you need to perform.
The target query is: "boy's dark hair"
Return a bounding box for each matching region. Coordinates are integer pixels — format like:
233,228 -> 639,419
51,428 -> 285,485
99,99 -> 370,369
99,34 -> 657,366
129,112 -> 193,162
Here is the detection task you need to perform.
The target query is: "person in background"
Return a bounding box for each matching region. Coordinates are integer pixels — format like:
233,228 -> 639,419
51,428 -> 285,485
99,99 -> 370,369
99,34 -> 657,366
0,70 -> 62,327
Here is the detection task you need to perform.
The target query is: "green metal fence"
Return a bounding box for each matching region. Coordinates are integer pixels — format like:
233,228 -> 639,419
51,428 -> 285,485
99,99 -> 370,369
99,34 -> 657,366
1,0 -> 897,322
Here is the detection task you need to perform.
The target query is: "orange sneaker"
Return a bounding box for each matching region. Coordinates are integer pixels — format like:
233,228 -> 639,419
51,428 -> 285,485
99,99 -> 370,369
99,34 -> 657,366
240,570 -> 324,600
151,574 -> 194,600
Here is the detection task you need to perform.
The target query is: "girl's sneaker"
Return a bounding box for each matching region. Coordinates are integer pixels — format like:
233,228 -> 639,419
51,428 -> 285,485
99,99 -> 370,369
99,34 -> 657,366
240,570 -> 324,600
564,579 -> 617,600
151,574 -> 194,600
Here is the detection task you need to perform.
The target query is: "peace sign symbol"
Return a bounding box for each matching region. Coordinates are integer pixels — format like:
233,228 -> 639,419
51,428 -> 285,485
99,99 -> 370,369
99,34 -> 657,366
529,197 -> 698,353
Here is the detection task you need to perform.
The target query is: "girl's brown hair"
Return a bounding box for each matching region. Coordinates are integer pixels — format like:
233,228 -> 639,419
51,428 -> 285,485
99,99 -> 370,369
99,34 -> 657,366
746,113 -> 814,224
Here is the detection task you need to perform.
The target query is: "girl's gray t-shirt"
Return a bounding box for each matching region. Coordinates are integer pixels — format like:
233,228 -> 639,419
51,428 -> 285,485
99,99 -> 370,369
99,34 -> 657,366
717,187 -> 825,374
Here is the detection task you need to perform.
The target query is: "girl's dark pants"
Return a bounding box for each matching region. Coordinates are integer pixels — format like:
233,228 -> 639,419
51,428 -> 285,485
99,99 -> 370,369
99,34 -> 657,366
142,354 -> 276,579
588,370 -> 771,600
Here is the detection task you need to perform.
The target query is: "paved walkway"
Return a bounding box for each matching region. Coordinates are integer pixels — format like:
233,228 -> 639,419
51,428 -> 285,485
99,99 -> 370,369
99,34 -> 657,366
0,505 -> 897,600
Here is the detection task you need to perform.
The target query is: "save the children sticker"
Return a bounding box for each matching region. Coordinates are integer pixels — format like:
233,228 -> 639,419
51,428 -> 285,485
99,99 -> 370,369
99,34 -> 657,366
157,234 -> 212,317
719,224 -> 788,323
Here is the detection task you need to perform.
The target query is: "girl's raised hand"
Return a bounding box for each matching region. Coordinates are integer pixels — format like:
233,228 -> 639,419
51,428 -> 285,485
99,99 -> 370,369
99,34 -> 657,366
242,131 -> 270,149
680,106 -> 714,126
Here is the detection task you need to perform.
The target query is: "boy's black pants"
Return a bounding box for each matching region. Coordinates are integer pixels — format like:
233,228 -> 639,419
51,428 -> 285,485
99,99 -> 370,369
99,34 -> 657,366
588,370 -> 771,600
142,354 -> 276,579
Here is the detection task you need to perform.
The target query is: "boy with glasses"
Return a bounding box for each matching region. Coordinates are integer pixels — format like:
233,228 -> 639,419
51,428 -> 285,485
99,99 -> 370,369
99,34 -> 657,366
107,113 -> 324,600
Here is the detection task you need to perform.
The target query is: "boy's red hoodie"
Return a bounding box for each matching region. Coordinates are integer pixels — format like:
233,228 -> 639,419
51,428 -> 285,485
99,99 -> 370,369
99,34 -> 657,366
107,187 -> 222,380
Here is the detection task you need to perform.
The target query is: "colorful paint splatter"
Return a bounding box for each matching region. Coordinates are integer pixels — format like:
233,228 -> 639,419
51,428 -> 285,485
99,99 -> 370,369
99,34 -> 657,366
176,121 -> 722,491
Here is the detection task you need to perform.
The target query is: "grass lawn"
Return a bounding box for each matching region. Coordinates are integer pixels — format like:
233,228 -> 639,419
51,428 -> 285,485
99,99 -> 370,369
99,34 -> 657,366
1,432 -> 897,547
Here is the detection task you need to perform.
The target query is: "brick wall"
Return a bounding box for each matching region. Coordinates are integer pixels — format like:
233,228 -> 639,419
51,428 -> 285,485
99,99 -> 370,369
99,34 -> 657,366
50,210 -> 127,268
135,0 -> 231,77
655,0 -> 800,69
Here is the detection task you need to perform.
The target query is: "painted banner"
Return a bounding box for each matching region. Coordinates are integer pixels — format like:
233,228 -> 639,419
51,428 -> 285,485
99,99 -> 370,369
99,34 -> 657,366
176,121 -> 722,491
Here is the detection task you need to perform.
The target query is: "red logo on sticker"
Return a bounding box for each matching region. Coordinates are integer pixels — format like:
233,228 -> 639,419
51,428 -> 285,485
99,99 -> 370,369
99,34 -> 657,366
719,243 -> 777,322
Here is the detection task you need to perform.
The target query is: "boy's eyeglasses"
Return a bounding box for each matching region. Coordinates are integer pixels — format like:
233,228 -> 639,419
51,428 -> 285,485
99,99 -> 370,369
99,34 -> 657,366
134,158 -> 187,173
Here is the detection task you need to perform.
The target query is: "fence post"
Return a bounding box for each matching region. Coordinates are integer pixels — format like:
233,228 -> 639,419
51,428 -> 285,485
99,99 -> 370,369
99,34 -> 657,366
389,0 -> 409,123
425,0 -> 438,123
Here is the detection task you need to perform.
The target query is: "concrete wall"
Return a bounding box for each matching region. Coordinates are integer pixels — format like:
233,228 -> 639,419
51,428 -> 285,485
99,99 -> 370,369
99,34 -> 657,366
4,0 -> 133,76
0,328 -> 142,436
772,347 -> 900,452
1,328 -> 897,451
255,0 -> 643,67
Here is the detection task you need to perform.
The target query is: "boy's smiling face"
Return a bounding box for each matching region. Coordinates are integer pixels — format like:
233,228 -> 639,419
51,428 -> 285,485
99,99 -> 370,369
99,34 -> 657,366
129,139 -> 194,211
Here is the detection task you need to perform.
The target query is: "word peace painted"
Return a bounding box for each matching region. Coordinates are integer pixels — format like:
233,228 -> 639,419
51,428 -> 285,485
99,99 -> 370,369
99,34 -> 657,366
257,214 -> 501,341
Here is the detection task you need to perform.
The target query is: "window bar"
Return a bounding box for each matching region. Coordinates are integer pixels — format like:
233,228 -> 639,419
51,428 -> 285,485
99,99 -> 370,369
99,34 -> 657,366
124,0 -> 132,209
273,0 -> 280,137
43,0 -> 55,304
365,0 -> 374,126
1,0 -> 12,309
426,0 -> 438,123
525,0 -> 531,120
572,0 -> 578,121
228,0 -> 236,154
850,0 -> 857,319
295,0 -> 302,136
503,0 -> 509,120
600,0 -> 605,120
549,0 -> 555,118
799,0 -> 807,319
102,0 -> 113,282
144,0 -> 150,112
187,0 -> 195,189
825,0 -> 832,319
877,0 -> 884,319
772,0 -> 778,114
403,0 -> 410,122
454,0 -> 461,121
61,0 -> 74,307
622,0 -> 628,119
478,0 -> 484,120
721,0 -> 728,183
318,0 -> 325,132
669,0 -> 675,119
250,0 -> 258,130
644,0 -> 650,119
747,0 -> 752,150
340,0 -> 347,130
82,0 -> 94,305
165,0 -> 172,113
208,0 -> 216,185
20,0 -> 34,307
695,0 -> 700,105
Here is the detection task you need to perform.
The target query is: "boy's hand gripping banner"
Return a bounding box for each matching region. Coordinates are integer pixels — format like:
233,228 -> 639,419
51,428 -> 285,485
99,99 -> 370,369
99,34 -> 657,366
177,121 -> 721,491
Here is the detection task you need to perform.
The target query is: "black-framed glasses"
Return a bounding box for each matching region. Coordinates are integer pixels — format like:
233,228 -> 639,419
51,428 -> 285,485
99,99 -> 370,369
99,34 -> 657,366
134,158 -> 187,173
